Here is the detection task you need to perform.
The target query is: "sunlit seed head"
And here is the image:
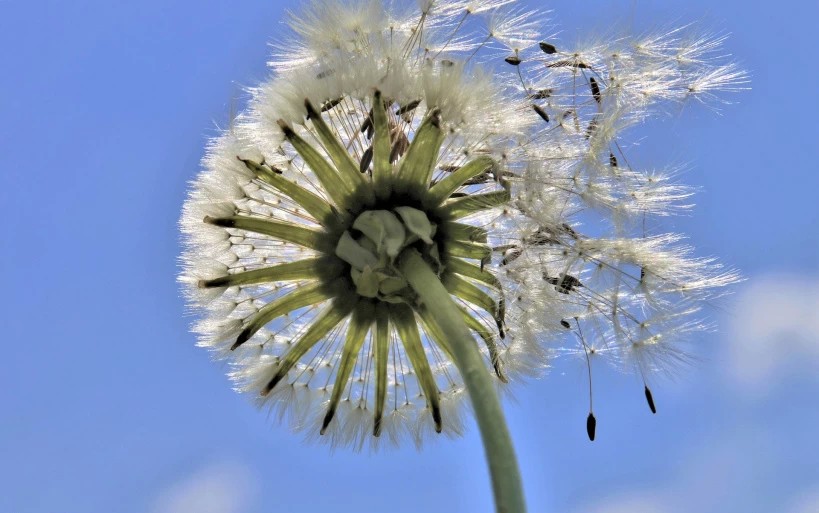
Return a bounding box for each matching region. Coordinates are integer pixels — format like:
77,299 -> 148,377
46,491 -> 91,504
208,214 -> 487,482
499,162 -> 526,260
180,0 -> 744,448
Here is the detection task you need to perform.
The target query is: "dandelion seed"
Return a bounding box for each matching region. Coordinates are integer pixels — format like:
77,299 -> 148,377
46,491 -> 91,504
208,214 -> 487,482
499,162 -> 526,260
180,0 -> 744,454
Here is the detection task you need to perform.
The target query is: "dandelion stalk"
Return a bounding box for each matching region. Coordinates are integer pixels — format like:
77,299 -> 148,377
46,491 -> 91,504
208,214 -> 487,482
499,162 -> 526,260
399,249 -> 525,513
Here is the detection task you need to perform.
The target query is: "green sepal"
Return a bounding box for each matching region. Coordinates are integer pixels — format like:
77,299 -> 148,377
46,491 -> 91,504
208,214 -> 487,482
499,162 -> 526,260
234,279 -> 343,350
442,273 -> 505,337
445,257 -> 502,291
391,304 -> 443,433
204,215 -> 334,253
377,274 -> 408,295
414,305 -> 456,361
457,304 -> 508,382
444,239 -> 492,262
441,222 -> 488,243
304,100 -> 375,205
352,266 -> 380,297
199,257 -> 343,289
239,158 -> 343,229
335,231 -> 378,271
437,189 -> 511,220
353,210 -> 406,259
278,120 -> 355,210
372,303 -> 390,436
394,108 -> 444,198
261,295 -> 356,395
395,206 -> 435,245
321,300 -> 375,434
425,156 -> 495,208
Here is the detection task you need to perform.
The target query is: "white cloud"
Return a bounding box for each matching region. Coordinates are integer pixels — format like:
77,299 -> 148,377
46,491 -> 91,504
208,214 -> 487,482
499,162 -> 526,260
789,487 -> 819,513
149,461 -> 257,513
573,273 -> 819,513
574,425 -> 776,513
727,274 -> 819,391
582,493 -> 670,513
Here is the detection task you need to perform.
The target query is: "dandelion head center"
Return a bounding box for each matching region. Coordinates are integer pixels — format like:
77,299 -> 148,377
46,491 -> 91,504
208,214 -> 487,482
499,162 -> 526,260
335,204 -> 443,302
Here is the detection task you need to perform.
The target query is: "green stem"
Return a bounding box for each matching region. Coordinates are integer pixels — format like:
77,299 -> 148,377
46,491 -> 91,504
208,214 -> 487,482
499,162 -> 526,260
397,249 -> 526,513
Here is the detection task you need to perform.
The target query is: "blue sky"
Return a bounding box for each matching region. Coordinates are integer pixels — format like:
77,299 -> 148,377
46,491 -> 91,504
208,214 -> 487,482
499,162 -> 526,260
1,1 -> 818,512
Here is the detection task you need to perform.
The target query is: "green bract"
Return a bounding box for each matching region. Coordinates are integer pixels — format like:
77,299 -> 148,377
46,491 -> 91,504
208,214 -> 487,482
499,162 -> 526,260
199,94 -> 508,436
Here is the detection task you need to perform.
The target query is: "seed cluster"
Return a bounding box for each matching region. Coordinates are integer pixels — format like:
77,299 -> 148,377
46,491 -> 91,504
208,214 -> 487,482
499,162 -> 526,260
180,0 -> 744,448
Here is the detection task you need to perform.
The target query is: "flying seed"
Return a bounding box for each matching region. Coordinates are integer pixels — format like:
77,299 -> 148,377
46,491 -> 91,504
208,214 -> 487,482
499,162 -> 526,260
590,77 -> 601,103
544,274 -> 583,294
547,60 -> 589,69
561,223 -> 579,238
528,88 -> 553,99
532,104 -> 549,123
644,386 -> 657,414
539,42 -> 557,54
501,247 -> 523,266
505,55 -> 522,66
586,412 -> 596,441
524,227 -> 558,246
560,319 -> 571,329
585,117 -> 599,139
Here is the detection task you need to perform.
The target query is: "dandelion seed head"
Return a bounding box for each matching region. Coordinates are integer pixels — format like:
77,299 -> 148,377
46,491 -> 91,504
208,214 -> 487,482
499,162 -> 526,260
180,0 -> 744,448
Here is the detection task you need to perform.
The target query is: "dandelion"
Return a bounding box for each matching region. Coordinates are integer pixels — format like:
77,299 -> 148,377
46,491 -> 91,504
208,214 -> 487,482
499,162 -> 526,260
179,1 -> 745,511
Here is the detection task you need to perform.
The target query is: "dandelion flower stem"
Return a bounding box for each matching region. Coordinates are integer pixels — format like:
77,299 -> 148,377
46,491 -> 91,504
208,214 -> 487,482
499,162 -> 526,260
398,249 -> 526,513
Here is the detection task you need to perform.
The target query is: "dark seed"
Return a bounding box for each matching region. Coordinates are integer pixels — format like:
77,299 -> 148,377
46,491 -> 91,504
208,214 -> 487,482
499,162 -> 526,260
590,77 -> 601,104
529,88 -> 553,100
609,152 -> 618,167
360,111 -> 373,136
321,97 -> 343,112
396,99 -> 421,116
532,104 -> 550,123
560,319 -> 571,329
389,131 -> 409,163
262,373 -> 283,396
502,247 -> 523,266
547,59 -> 589,69
524,227 -> 558,245
320,409 -> 335,434
539,42 -> 557,54
586,412 -> 596,441
505,55 -> 522,66
645,386 -> 657,414
585,118 -> 599,139
561,223 -> 578,238
544,274 -> 583,294
360,146 -> 373,173
231,328 -> 252,350
432,406 -> 442,433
